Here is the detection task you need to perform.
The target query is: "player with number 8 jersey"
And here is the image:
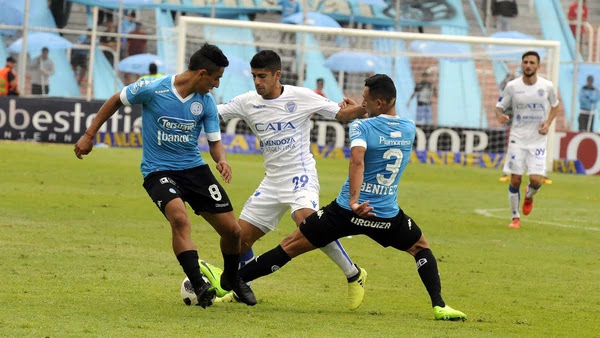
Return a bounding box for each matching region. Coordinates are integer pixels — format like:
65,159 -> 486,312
217,50 -> 369,309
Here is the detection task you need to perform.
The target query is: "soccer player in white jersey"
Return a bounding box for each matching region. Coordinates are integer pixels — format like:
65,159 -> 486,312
495,51 -> 559,229
236,74 -> 467,320
216,50 -> 368,309
74,43 -> 255,308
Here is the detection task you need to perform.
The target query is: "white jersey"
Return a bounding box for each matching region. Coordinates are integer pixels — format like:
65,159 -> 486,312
218,85 -> 340,179
496,76 -> 559,148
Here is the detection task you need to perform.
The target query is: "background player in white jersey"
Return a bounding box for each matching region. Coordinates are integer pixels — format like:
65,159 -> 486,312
217,50 -> 368,309
235,74 -> 467,320
495,51 -> 559,229
73,43 -> 255,307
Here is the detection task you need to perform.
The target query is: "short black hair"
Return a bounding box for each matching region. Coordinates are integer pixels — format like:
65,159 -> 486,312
522,50 -> 540,63
42,47 -> 49,53
188,43 -> 229,74
149,62 -> 158,74
316,78 -> 324,83
6,56 -> 15,63
364,74 -> 396,104
250,50 -> 281,73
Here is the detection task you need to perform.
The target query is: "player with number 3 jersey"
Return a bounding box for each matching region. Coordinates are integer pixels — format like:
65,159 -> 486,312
495,51 -> 559,229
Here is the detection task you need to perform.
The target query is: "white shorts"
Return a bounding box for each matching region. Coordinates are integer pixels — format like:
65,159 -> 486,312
503,142 -> 547,176
240,172 -> 320,233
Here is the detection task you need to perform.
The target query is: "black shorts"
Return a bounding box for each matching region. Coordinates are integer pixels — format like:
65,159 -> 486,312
299,201 -> 422,251
142,165 -> 233,216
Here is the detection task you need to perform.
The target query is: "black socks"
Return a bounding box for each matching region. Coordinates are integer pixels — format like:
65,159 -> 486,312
239,245 -> 291,282
414,249 -> 445,308
221,252 -> 241,291
176,250 -> 205,292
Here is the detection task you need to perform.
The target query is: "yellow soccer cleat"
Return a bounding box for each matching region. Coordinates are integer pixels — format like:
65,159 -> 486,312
347,268 -> 367,310
433,305 -> 467,321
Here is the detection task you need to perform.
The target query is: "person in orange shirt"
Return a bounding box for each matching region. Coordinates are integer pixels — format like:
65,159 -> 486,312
314,78 -> 326,98
0,57 -> 19,96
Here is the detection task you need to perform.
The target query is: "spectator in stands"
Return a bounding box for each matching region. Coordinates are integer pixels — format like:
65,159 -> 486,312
314,78 -> 326,98
578,75 -> 599,132
139,63 -> 165,81
72,29 -> 92,85
97,7 -> 113,26
0,57 -> 19,96
121,12 -> 137,58
568,0 -> 588,38
126,23 -> 147,57
279,0 -> 301,20
491,0 -> 518,31
100,20 -> 118,66
407,72 -> 436,125
30,47 -> 55,95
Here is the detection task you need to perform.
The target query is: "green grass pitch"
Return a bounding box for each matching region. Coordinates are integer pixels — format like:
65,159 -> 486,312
0,141 -> 598,336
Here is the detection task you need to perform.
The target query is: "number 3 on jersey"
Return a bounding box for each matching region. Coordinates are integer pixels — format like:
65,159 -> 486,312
292,175 -> 309,191
377,149 -> 403,186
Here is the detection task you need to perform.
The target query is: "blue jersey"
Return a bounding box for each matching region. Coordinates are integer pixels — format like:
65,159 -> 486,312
336,115 -> 415,218
119,76 -> 222,177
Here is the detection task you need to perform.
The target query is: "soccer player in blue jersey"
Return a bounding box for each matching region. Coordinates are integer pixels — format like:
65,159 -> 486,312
73,43 -> 255,308
235,74 -> 467,320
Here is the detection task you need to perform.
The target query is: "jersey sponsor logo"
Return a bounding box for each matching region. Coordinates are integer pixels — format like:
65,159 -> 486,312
255,122 -> 296,133
155,89 -> 169,94
390,131 -> 402,138
286,101 -> 296,112
157,130 -> 191,145
515,103 -> 545,110
350,217 -> 391,230
190,101 -> 203,116
252,105 -> 267,109
130,79 -> 151,94
360,182 -> 397,195
259,137 -> 296,152
158,117 -> 196,132
349,123 -> 361,138
379,136 -> 411,146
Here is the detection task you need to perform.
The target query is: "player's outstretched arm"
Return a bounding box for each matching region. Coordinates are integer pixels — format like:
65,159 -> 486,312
208,140 -> 232,183
348,146 -> 375,218
494,107 -> 510,125
74,93 -> 123,159
335,97 -> 367,121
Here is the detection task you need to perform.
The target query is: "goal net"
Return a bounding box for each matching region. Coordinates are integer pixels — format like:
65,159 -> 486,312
177,16 -> 560,168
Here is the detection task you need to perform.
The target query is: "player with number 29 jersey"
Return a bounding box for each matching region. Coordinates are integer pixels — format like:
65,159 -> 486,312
336,116 -> 416,218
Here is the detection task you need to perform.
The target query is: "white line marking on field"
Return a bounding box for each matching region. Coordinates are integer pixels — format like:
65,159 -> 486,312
474,208 -> 600,232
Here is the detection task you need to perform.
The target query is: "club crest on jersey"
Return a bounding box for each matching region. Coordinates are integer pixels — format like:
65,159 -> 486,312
538,89 -> 544,97
286,101 -> 296,112
190,101 -> 203,116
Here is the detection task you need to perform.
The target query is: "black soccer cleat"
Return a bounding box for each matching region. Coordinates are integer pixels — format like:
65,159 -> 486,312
194,283 -> 217,309
222,277 -> 256,306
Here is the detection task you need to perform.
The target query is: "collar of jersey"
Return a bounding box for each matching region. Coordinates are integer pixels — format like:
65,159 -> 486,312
378,114 -> 399,119
171,75 -> 195,103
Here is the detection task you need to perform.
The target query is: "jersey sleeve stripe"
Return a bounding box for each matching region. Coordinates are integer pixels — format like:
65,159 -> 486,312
205,131 -> 221,142
351,139 -> 367,149
120,87 -> 131,106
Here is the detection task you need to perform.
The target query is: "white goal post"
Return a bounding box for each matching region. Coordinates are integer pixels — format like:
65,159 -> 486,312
176,16 -> 560,170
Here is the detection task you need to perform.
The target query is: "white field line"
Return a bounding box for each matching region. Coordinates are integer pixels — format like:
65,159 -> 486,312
474,208 -> 600,232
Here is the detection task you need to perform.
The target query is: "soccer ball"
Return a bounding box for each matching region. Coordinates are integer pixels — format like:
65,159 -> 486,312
180,276 -> 214,306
